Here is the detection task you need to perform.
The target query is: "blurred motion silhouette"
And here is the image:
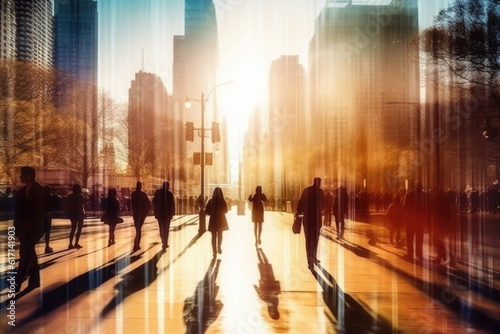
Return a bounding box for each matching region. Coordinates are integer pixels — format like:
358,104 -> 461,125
131,181 -> 151,252
297,177 -> 324,269
153,181 -> 176,251
206,187 -> 229,258
248,186 -> 268,246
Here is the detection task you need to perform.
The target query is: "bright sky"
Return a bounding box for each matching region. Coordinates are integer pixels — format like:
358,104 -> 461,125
98,0 -> 452,175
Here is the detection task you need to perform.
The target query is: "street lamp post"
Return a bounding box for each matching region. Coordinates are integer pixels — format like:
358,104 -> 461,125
185,81 -> 232,233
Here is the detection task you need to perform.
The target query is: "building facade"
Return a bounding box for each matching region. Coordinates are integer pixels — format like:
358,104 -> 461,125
0,0 -> 16,59
15,0 -> 54,68
54,0 -> 97,84
267,55 -> 306,207
173,0 -> 228,196
307,0 -> 419,190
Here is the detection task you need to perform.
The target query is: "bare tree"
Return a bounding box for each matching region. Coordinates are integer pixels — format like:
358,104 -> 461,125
0,60 -> 65,186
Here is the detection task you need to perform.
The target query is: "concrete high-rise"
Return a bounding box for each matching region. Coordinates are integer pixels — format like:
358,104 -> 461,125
54,0 -> 97,84
14,0 -> 54,68
128,71 -> 183,184
268,55 -> 306,205
173,0 -> 227,194
0,0 -> 16,60
307,0 -> 419,189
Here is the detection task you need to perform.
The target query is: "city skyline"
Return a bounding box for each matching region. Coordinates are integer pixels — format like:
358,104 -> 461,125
98,0 -> 452,176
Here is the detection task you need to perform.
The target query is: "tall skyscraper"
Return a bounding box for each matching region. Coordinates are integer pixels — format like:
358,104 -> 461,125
54,0 -> 97,84
173,0 -> 226,193
307,0 -> 419,188
128,71 -> 181,183
14,0 -> 54,68
268,55 -> 306,203
0,0 -> 16,60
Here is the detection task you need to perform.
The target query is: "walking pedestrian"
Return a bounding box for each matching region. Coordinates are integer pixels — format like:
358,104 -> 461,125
101,188 -> 123,246
248,186 -> 268,246
296,177 -> 324,269
323,191 -> 333,226
386,194 -> 404,247
333,185 -> 348,240
206,187 -> 229,258
153,181 -> 175,251
131,181 -> 151,252
14,166 -> 47,292
403,181 -> 429,262
66,184 -> 86,249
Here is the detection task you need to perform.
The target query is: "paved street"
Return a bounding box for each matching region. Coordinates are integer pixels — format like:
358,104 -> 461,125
1,208 -> 499,333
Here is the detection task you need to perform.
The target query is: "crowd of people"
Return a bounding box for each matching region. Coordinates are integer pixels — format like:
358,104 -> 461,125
7,164 -> 500,293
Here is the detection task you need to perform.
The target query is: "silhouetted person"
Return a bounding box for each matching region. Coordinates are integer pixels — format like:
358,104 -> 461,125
66,184 -> 86,249
14,166 -> 47,292
333,185 -> 348,240
430,189 -> 451,264
248,186 -> 268,246
297,177 -> 324,269
101,188 -> 123,246
131,181 -> 151,252
206,187 -> 229,257
153,181 -> 175,251
386,194 -> 404,246
404,182 -> 429,262
323,191 -> 333,226
44,185 -> 57,253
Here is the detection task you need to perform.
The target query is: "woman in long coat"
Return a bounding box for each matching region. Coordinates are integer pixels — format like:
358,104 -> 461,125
206,187 -> 228,257
248,186 -> 267,245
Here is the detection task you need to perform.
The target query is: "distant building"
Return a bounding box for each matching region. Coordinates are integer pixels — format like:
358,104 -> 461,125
54,0 -> 97,84
0,0 -> 16,59
15,0 -> 54,68
173,0 -> 227,194
307,0 -> 419,188
128,71 -> 183,185
268,55 -> 306,204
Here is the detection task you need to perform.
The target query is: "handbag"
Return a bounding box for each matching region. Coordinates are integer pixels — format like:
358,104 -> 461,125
292,214 -> 302,234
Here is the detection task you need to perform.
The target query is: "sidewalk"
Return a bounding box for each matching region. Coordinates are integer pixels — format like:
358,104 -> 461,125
0,210 -> 498,333
318,212 -> 500,333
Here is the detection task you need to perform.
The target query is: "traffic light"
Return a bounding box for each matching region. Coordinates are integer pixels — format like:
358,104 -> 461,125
193,152 -> 201,165
185,122 -> 194,142
205,153 -> 213,166
211,122 -> 220,143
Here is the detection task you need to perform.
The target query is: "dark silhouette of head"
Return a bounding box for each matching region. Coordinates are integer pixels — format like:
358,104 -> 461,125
415,181 -> 423,193
72,184 -> 82,194
136,182 -> 142,191
108,188 -> 117,198
163,181 -> 170,190
256,186 -> 262,194
313,177 -> 322,188
20,166 -> 36,184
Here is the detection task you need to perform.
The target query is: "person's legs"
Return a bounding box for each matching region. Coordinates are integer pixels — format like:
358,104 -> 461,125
15,241 -> 30,290
109,224 -> 116,245
75,217 -> 84,247
257,223 -> 262,244
45,215 -> 53,253
416,225 -> 424,260
406,223 -> 415,259
164,218 -> 171,248
134,219 -> 143,250
27,246 -> 40,287
158,220 -> 166,249
254,223 -> 258,245
69,218 -> 77,248
335,215 -> 341,238
211,232 -> 217,256
218,231 -> 223,253
340,217 -> 345,239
